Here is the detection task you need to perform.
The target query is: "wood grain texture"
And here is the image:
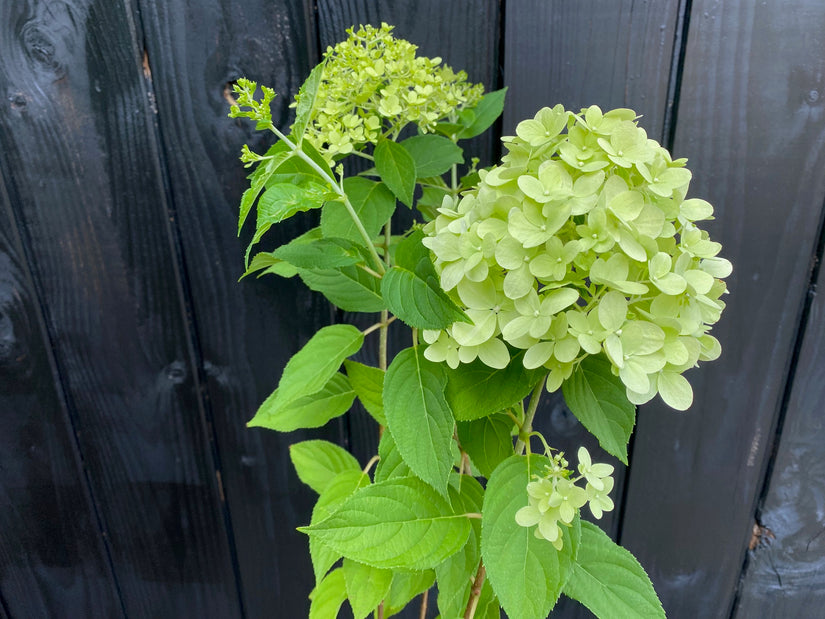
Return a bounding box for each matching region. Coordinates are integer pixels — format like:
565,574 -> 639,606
621,1 -> 825,617
132,1 -> 344,616
503,0 -> 680,141
0,172 -> 123,617
0,1 -> 241,616
734,248 -> 825,616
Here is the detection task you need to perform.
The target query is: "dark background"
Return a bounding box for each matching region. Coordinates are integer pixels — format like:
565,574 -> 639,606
1,1 -> 824,617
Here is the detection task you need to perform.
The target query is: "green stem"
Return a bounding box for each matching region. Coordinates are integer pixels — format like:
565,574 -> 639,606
269,125 -> 386,274
515,375 -> 547,456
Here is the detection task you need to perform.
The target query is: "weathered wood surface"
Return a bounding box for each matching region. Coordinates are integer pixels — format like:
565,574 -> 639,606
0,171 -> 122,617
621,1 -> 825,617
0,1 -> 240,616
133,0 -> 344,616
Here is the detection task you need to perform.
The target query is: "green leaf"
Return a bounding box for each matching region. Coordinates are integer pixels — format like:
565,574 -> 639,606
273,238 -> 361,270
374,139 -> 416,207
381,266 -> 468,330
289,440 -> 361,495
248,324 -> 363,428
344,360 -> 386,425
238,142 -> 291,234
374,432 -> 411,483
240,251 -> 295,280
457,414 -> 514,478
257,181 -> 327,227
401,134 -> 464,177
321,177 -> 396,245
342,559 -> 393,619
458,88 -> 508,139
393,229 -> 434,274
309,568 -> 347,619
309,469 -> 371,584
482,455 -> 581,619
444,352 -> 544,421
563,521 -> 665,619
384,347 -> 457,495
300,476 -> 471,570
291,61 -> 325,143
384,569 -> 435,617
248,372 -> 354,431
562,355 -> 636,464
416,185 -> 451,220
299,265 -> 386,313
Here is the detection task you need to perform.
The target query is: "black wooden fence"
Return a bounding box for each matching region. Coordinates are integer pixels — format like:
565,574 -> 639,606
1,1 -> 824,617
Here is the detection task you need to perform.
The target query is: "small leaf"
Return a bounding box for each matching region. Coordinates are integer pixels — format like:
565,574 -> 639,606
301,476 -> 471,570
444,352 -> 544,421
238,142 -> 291,234
248,324 -> 363,428
384,347 -> 457,495
374,139 -> 416,207
289,440 -> 361,494
321,177 -> 396,245
562,355 -> 636,464
458,88 -> 508,139
563,521 -> 665,619
374,432 -> 412,483
401,134 -> 464,177
291,61 -> 325,143
273,238 -> 361,270
482,455 -> 581,619
457,414 -> 514,478
344,360 -> 386,425
257,182 -> 327,226
342,559 -> 393,619
381,266 -> 468,330
299,265 -> 385,313
384,569 -> 436,617
309,568 -> 347,619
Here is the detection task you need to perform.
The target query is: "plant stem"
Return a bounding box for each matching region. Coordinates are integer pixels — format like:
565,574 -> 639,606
376,603 -> 384,619
463,563 -> 487,619
419,588 -> 429,619
268,125 -> 386,274
515,376 -> 547,455
379,220 -> 391,372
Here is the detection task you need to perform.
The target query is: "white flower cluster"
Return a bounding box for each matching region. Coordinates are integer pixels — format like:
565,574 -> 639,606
422,105 -> 730,410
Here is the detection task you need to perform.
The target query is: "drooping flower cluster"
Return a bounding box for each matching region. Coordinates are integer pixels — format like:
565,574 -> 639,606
422,105 -> 731,410
515,447 -> 614,549
294,23 -> 484,160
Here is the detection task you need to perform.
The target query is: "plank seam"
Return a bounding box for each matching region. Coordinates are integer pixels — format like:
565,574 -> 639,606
728,187 -> 825,619
126,2 -> 247,616
493,0 -> 507,163
661,0 -> 693,149
0,143 -> 128,619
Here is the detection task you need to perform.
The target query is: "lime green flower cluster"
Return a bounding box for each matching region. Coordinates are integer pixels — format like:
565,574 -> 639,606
515,447 -> 614,549
295,23 -> 484,160
422,105 -> 731,410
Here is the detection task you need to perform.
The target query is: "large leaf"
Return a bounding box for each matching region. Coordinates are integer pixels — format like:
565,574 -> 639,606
342,559 -> 393,619
482,455 -> 581,619
309,568 -> 347,619
563,521 -> 665,619
444,352 -> 545,421
248,324 -> 363,428
343,360 -> 386,425
457,414 -> 514,478
291,61 -> 325,143
374,139 -> 416,207
381,265 -> 468,330
374,432 -> 411,483
300,476 -> 471,570
562,355 -> 636,464
289,440 -> 361,494
458,88 -> 508,139
384,347 -> 457,495
401,134 -> 464,177
299,265 -> 385,313
309,469 -> 371,584
321,177 -> 395,245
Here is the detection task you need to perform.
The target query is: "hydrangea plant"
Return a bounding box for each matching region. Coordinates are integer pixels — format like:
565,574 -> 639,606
230,23 -> 729,619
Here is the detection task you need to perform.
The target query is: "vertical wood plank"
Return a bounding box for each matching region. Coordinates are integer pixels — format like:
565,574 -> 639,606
132,1 -> 339,616
0,1 -> 241,616
0,175 -> 123,617
621,1 -> 825,616
734,236 -> 825,616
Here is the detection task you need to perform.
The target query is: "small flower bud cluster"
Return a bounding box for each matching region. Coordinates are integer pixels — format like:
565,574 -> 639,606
515,447 -> 614,549
422,105 -> 731,410
294,23 -> 484,161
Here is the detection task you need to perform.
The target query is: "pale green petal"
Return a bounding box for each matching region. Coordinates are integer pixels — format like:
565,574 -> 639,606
524,342 -> 555,369
654,272 -> 687,295
680,198 -> 714,221
503,265 -> 535,300
597,291 -> 627,332
477,337 -> 511,369
553,336 -> 580,363
451,310 -> 497,346
657,371 -> 693,410
540,288 -> 579,315
620,361 -> 650,394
